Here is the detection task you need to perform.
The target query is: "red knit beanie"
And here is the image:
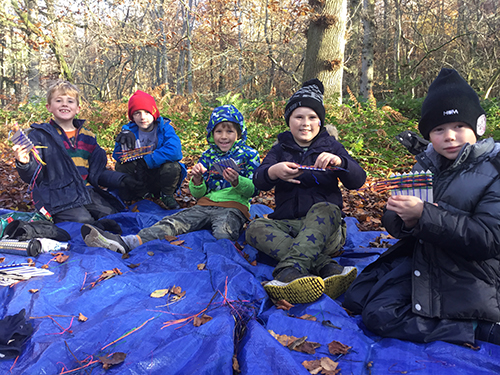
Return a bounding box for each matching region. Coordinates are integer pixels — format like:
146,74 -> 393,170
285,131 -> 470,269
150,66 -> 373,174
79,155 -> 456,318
128,90 -> 160,121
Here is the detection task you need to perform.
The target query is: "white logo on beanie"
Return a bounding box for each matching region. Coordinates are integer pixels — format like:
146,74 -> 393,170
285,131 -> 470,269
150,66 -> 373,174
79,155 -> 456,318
443,109 -> 459,116
476,114 -> 486,136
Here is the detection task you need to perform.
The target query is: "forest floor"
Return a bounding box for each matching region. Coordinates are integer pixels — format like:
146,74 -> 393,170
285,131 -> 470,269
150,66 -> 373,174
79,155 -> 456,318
0,141 -> 390,235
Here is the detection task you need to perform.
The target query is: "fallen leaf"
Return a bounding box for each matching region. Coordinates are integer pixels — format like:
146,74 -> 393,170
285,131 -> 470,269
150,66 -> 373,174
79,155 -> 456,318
275,300 -> 294,310
295,340 -> 321,354
147,251 -> 154,256
197,263 -> 206,270
150,289 -> 170,298
321,357 -> 339,371
99,352 -> 127,370
250,260 -> 257,266
193,314 -> 212,327
170,240 -> 185,246
171,285 -> 182,295
234,242 -> 244,251
328,340 -> 352,355
164,235 -> 178,242
54,254 -> 69,263
27,258 -> 35,266
232,354 -> 241,373
299,314 -> 317,321
121,253 -> 130,259
127,263 -> 140,269
41,264 -> 49,269
29,289 -> 38,293
0,257 -> 5,263
78,313 -> 88,322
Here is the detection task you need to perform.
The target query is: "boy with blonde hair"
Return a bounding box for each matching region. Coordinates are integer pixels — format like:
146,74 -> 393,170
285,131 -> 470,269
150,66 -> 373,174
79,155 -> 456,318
13,80 -> 135,224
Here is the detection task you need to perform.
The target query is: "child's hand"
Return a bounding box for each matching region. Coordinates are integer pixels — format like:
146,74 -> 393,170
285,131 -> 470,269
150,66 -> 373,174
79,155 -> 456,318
223,167 -> 239,187
268,162 -> 303,184
314,152 -> 342,169
13,144 -> 30,164
386,195 -> 424,229
191,163 -> 207,185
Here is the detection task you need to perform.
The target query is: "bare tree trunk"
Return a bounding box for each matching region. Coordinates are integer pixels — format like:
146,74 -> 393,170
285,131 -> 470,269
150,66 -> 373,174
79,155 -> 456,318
303,0 -> 348,103
186,0 -> 193,94
393,0 -> 401,83
264,0 -> 276,95
346,0 -> 362,95
360,0 -> 374,99
27,0 -> 40,98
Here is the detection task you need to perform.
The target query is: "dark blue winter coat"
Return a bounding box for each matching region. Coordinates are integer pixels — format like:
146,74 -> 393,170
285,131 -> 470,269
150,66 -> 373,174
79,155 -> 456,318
16,120 -> 127,216
253,128 -> 366,220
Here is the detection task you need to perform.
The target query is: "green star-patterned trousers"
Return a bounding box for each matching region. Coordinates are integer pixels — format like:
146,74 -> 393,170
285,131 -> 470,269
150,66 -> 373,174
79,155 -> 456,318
246,202 -> 346,277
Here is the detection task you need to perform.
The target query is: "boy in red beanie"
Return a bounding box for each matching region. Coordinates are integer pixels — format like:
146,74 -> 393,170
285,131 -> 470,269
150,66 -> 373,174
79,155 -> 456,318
113,90 -> 187,209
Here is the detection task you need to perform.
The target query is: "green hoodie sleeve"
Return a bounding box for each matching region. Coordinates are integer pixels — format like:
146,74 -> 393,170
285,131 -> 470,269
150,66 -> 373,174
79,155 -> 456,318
189,179 -> 207,198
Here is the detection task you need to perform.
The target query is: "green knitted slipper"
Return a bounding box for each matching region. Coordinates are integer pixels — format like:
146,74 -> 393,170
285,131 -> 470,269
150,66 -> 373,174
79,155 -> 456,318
323,266 -> 357,300
264,276 -> 325,304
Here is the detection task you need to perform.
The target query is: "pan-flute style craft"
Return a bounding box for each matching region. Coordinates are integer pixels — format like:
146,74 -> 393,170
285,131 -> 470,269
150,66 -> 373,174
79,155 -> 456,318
9,129 -> 46,165
116,145 -> 154,164
366,171 -> 433,203
212,158 -> 241,175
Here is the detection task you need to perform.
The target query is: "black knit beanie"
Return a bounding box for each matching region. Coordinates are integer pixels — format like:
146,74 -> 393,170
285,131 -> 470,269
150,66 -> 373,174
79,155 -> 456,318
419,68 -> 486,140
284,79 -> 325,126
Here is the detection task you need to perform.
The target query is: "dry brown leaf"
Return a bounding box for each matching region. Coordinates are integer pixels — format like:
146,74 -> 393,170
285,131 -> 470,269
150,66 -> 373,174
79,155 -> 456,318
170,240 -> 185,246
0,257 -> 5,263
299,314 -> 317,321
197,263 -> 206,270
164,235 -> 178,242
41,264 -> 49,269
127,263 -> 140,269
27,258 -> 35,266
193,314 -> 212,327
147,251 -> 154,256
121,253 -> 130,259
328,340 -> 352,355
295,340 -> 321,354
275,299 -> 294,310
29,289 -> 38,293
171,285 -> 182,295
232,355 -> 241,373
78,313 -> 88,322
99,352 -> 127,370
250,260 -> 257,266
54,254 -> 69,263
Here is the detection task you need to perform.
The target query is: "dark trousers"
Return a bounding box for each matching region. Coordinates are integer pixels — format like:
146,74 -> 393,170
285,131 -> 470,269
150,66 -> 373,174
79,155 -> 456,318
343,255 -> 475,345
52,188 -> 118,224
115,160 -> 182,200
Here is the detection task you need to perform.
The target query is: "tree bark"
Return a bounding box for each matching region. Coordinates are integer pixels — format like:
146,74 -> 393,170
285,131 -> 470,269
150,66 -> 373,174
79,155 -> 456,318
303,0 -> 348,103
360,0 -> 374,99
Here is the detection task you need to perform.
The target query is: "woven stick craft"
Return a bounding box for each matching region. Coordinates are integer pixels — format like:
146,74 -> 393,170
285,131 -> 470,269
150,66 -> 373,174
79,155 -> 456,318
9,129 -> 46,166
365,170 -> 433,203
116,145 -> 154,164
297,165 -> 349,172
211,158 -> 241,175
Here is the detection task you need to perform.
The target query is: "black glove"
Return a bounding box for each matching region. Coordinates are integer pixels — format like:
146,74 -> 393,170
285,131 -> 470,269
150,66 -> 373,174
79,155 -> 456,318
120,175 -> 145,191
395,130 -> 429,156
115,130 -> 136,149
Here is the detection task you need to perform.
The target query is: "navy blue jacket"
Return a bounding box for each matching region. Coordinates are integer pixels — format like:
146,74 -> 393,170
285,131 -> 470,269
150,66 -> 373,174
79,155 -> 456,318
253,128 -> 366,219
16,120 -> 127,216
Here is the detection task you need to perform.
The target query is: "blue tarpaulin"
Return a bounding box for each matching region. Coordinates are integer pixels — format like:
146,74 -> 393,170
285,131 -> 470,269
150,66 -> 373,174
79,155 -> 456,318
0,202 -> 499,374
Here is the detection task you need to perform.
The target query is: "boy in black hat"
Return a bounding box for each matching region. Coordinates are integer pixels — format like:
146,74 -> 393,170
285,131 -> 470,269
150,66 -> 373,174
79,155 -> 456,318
246,79 -> 367,304
343,68 -> 500,346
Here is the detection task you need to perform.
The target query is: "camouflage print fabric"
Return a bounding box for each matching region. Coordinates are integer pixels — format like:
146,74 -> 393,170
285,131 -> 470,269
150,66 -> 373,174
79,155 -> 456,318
246,202 -> 346,277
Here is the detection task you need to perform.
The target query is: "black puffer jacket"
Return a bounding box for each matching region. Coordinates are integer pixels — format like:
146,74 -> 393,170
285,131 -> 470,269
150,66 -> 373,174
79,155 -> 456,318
382,138 -> 500,322
253,128 -> 366,220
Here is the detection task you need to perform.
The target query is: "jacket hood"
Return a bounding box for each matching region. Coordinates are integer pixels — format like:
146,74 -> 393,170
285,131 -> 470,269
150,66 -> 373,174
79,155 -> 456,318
206,105 -> 247,153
